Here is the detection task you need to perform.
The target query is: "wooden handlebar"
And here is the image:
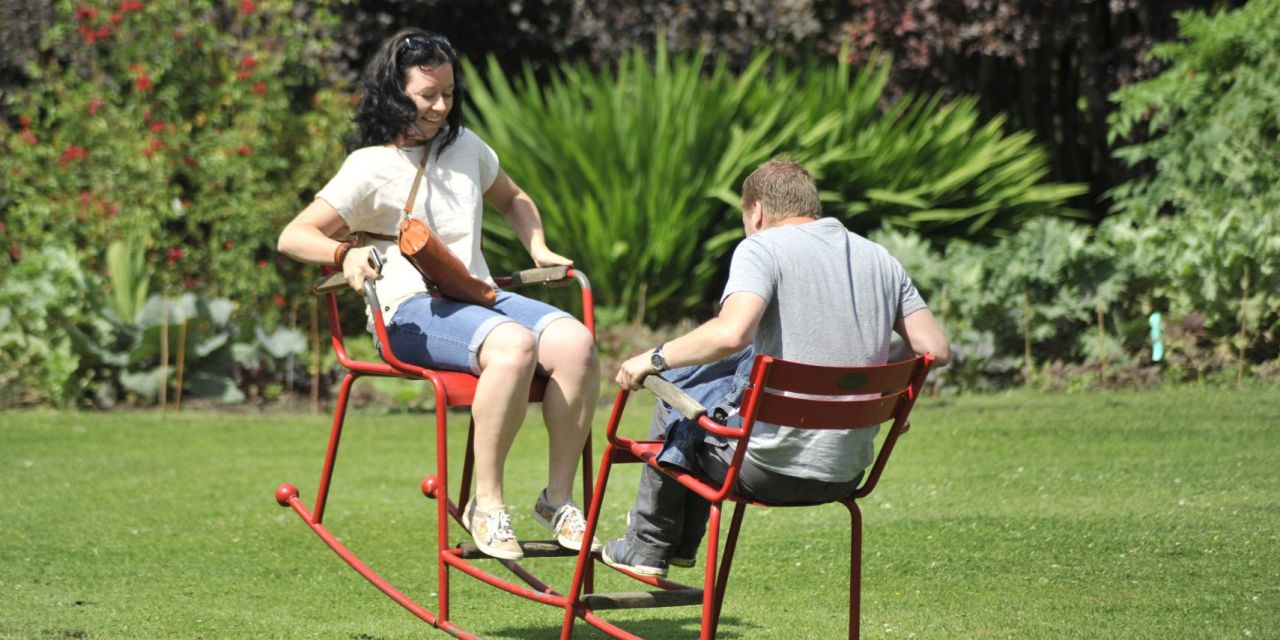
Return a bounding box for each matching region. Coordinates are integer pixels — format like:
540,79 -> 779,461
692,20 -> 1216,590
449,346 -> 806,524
643,375 -> 707,421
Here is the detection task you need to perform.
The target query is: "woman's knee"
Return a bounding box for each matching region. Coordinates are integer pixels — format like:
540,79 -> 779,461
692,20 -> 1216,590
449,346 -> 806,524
479,323 -> 537,373
540,319 -> 598,372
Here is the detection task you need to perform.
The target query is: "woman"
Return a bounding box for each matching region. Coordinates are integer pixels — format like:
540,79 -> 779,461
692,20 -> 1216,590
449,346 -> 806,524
277,28 -> 600,560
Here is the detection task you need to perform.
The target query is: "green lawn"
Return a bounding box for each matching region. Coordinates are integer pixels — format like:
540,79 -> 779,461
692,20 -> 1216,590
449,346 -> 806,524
2,387 -> 1277,639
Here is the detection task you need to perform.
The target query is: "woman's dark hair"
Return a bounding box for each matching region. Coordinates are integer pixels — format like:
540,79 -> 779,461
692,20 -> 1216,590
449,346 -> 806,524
348,28 -> 463,153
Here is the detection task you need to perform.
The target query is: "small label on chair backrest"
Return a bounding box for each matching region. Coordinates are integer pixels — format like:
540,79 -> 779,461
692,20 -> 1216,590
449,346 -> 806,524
836,373 -> 868,391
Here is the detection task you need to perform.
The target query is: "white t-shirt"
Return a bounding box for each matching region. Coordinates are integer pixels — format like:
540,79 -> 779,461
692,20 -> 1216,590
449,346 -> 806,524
316,128 -> 500,326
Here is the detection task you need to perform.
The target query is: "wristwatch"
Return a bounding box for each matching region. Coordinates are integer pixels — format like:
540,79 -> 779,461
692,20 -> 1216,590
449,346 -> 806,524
650,343 -> 669,373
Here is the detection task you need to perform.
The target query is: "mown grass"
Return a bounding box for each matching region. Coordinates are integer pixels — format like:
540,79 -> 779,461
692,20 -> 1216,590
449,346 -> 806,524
1,386 -> 1277,639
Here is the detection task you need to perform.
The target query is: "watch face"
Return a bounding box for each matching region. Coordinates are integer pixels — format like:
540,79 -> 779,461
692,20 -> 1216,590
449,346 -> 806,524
651,350 -> 667,372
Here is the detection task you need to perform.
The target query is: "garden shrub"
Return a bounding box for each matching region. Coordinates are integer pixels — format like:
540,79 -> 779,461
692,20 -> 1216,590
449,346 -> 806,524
1109,0 -> 1280,367
465,41 -> 1084,325
0,0 -> 347,406
0,0 -> 351,322
0,245 -> 96,407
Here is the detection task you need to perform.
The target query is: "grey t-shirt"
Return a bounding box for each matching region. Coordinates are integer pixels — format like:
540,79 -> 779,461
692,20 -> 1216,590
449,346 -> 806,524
721,217 -> 927,482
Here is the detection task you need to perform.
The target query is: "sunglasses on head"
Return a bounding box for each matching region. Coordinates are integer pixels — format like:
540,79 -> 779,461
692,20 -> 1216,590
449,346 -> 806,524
402,34 -> 451,53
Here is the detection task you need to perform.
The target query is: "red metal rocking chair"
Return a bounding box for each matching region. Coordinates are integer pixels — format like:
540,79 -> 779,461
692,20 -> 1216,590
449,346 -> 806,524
275,253 -> 601,639
561,352 -> 934,639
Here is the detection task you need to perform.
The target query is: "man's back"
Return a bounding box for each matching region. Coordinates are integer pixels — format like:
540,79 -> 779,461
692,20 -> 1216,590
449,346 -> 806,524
721,217 -> 927,482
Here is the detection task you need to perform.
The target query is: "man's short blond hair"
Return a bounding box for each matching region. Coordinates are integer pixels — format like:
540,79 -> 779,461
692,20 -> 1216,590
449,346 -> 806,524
741,158 -> 821,221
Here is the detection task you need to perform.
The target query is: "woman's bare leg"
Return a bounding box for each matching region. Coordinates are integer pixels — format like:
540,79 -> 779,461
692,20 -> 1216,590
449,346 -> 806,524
535,318 -> 600,505
470,322 -> 538,510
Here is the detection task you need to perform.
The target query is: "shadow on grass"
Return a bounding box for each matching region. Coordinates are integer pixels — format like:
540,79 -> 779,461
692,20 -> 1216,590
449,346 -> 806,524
491,614 -> 757,639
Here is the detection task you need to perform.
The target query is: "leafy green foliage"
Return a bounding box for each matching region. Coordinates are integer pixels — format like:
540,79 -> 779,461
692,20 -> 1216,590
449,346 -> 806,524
0,0 -> 350,318
0,246 -> 96,406
1109,0 -> 1280,364
466,42 -> 1083,323
465,44 -> 781,321
840,0 -> 1227,218
746,51 -> 1088,241
70,290 -> 249,408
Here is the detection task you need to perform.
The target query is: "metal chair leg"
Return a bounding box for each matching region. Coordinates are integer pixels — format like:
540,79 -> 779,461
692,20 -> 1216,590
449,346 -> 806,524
708,501 -> 747,639
699,502 -> 723,640
313,371 -> 359,524
561,440 -> 619,639
847,500 -> 863,640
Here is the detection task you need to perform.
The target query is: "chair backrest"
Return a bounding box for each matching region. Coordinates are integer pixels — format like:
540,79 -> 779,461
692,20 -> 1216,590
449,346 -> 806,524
733,353 -> 933,500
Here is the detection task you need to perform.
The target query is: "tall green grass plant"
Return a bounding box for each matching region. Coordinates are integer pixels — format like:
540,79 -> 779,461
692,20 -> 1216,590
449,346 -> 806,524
465,42 -> 1083,323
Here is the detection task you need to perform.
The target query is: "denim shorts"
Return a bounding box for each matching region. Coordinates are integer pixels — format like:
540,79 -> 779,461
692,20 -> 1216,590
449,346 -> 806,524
384,291 -> 573,375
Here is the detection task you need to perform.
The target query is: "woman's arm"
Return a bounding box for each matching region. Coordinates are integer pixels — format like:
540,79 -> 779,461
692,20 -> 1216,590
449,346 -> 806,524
277,198 -> 380,290
483,169 -> 572,267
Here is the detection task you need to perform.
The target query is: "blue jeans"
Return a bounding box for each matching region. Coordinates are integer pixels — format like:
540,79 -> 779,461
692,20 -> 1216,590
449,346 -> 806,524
385,290 -> 572,374
624,347 -> 862,563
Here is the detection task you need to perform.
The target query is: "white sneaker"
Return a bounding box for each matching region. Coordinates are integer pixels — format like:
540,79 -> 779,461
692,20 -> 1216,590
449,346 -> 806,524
533,490 -> 602,552
462,498 -> 523,560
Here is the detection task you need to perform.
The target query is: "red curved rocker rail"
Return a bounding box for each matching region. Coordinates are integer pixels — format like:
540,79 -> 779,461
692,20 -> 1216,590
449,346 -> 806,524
561,352 -> 934,640
275,260 -> 600,640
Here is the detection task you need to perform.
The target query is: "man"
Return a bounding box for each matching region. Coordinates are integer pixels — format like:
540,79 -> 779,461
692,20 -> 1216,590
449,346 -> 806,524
604,158 -> 951,577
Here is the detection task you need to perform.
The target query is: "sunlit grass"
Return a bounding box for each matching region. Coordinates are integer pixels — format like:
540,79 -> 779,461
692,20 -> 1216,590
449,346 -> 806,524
1,386 -> 1277,639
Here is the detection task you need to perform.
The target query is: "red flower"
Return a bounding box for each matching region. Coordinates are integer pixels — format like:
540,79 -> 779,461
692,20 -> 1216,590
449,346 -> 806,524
166,246 -> 184,266
135,73 -> 153,92
87,98 -> 106,115
184,156 -> 199,168
237,145 -> 251,156
257,259 -> 268,269
60,145 -> 89,167
20,129 -> 38,145
80,25 -> 97,44
80,190 -> 94,208
241,0 -> 255,14
240,55 -> 258,71
75,5 -> 98,20
235,70 -> 250,81
119,0 -> 143,11
251,81 -> 267,95
149,122 -> 166,132
106,204 -> 120,218
95,25 -> 113,40
110,12 -> 122,24
223,240 -> 233,249
273,294 -> 286,308
18,115 -> 31,127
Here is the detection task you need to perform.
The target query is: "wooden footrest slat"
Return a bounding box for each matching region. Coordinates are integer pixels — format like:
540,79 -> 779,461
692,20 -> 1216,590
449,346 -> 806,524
456,540 -> 577,559
582,589 -> 704,610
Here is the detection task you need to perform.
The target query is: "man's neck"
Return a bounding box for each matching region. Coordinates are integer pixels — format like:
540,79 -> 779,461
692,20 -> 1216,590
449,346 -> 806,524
766,215 -> 819,230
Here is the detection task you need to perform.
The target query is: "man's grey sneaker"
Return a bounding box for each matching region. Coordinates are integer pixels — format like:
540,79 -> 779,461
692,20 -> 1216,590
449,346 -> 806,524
669,546 -> 697,569
601,538 -> 668,578
626,510 -> 696,568
533,490 -> 602,552
462,498 -> 523,561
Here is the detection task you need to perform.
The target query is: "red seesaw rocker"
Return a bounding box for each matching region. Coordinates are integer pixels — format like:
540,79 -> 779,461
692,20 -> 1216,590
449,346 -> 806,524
277,250 -> 932,639
275,249 -> 600,640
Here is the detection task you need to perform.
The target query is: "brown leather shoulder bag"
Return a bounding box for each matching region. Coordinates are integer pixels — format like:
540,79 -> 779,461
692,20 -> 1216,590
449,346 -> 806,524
397,144 -> 497,307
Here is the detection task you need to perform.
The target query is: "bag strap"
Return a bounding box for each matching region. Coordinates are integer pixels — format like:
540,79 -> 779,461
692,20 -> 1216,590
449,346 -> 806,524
401,144 -> 432,221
